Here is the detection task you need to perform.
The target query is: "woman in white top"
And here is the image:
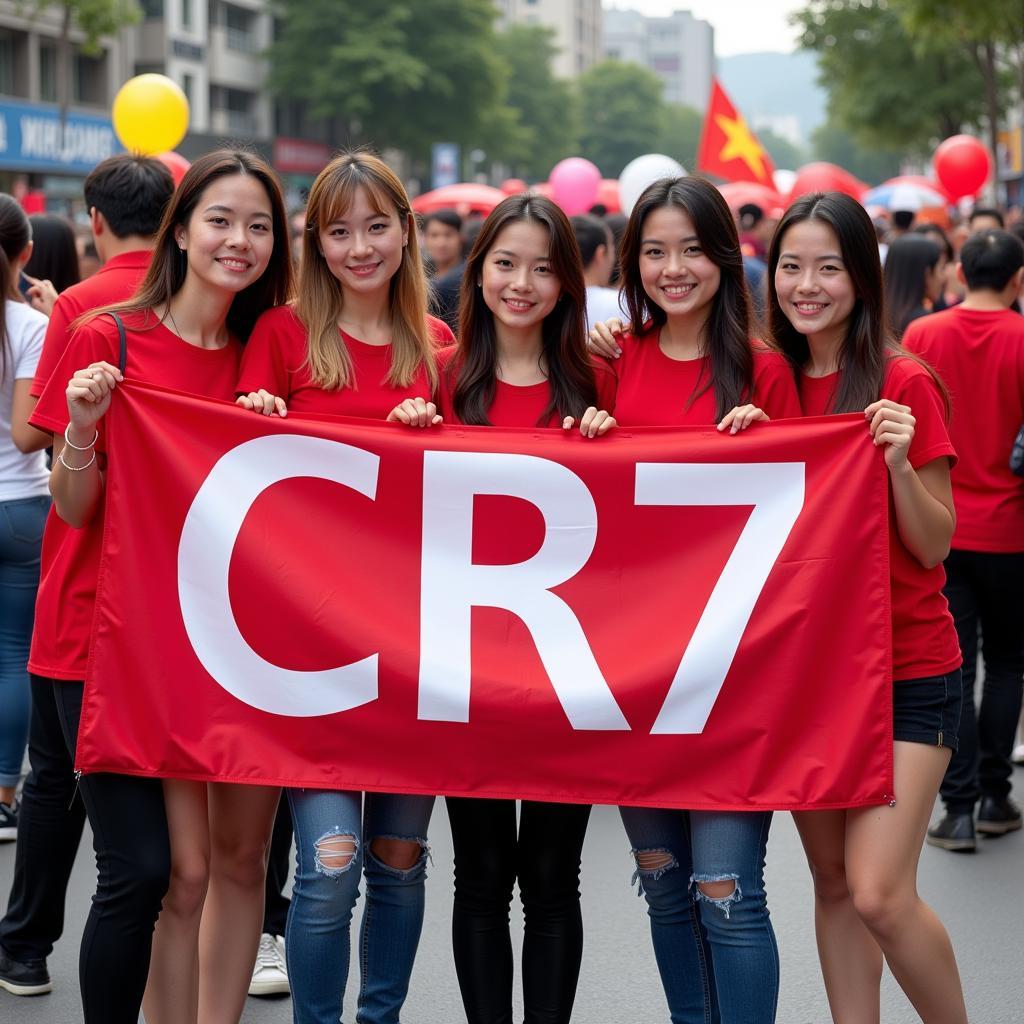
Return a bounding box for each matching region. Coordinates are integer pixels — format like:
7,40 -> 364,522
0,194 -> 52,838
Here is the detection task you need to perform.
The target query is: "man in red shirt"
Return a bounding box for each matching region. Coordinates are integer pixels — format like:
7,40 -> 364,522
903,229 -> 1024,852
0,154 -> 173,997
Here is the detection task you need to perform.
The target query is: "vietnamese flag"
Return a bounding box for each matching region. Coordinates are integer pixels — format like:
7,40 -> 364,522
697,78 -> 776,187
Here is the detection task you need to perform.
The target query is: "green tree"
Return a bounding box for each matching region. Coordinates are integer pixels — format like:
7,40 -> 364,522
792,0 -> 990,156
576,60 -> 665,177
811,121 -> 902,185
487,24 -> 577,180
893,0 -> 1022,163
268,0 -> 513,161
657,102 -> 702,172
20,0 -> 140,119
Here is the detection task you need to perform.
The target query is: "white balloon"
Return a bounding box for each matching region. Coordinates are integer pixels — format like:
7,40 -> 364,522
773,169 -> 796,196
618,154 -> 687,215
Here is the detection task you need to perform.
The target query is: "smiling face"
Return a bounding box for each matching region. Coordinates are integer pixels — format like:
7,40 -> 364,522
637,204 -> 721,324
774,218 -> 857,351
175,173 -> 275,293
479,219 -> 561,341
318,185 -> 408,296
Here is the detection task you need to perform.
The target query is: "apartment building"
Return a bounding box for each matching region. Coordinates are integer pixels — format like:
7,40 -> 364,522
494,0 -> 603,78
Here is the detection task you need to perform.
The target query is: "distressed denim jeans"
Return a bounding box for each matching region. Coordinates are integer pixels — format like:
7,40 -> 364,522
285,788 -> 434,1024
620,806 -> 779,1023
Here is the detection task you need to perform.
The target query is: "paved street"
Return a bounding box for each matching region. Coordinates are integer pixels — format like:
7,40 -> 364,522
1,781 -> 1021,1023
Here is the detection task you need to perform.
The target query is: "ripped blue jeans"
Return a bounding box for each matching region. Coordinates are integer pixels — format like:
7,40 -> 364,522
620,807 -> 778,1024
285,788 -> 435,1024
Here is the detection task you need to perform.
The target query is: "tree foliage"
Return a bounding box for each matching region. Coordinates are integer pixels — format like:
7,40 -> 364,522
812,121 -> 901,185
268,0 -> 511,160
577,60 -> 665,177
657,102 -> 702,172
486,24 -> 578,180
792,0 -> 992,156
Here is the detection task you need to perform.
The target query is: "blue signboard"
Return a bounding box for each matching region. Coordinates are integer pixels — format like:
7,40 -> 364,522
0,98 -> 123,175
431,142 -> 460,189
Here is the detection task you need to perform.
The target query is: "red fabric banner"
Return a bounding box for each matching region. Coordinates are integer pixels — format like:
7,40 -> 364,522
78,380 -> 893,810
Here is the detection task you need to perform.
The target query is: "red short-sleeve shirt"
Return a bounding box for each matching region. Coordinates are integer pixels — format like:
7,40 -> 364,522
903,306 -> 1024,552
237,305 -> 454,417
436,345 -> 617,428
799,357 -> 961,681
28,312 -> 241,680
608,328 -> 801,426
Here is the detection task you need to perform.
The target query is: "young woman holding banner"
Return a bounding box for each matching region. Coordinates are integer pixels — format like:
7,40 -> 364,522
391,192 -> 615,1024
767,191 -> 967,1023
235,151 -> 452,1024
588,175 -> 800,1024
28,150 -> 292,1024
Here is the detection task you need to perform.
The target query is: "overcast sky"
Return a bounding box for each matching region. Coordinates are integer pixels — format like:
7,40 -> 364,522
605,1 -> 804,57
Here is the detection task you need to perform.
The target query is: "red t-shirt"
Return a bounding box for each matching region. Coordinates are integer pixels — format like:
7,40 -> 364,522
237,305 -> 454,417
608,328 -> 801,426
799,357 -> 961,681
31,251 -> 151,397
28,313 -> 241,680
436,345 -> 617,428
903,306 -> 1024,552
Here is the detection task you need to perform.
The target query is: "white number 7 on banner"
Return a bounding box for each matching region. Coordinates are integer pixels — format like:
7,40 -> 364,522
635,462 -> 805,734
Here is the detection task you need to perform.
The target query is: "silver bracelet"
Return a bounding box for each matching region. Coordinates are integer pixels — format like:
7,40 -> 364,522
57,449 -> 97,472
64,424 -> 98,450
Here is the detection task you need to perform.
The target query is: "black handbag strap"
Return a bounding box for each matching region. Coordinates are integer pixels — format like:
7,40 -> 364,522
109,312 -> 127,375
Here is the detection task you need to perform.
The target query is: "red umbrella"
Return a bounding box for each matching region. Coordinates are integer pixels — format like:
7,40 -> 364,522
788,163 -> 868,203
596,178 -> 621,214
412,183 -> 507,217
717,182 -> 784,213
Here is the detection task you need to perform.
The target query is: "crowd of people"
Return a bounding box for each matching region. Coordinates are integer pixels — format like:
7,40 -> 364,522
0,146 -> 1020,1024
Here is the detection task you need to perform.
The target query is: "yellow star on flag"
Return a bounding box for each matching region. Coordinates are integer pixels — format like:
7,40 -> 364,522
714,112 -> 769,181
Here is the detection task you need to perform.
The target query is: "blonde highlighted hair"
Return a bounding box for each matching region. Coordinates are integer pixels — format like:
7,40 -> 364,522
297,151 -> 437,392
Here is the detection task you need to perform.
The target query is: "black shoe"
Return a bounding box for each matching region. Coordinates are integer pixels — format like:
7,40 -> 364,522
926,813 -> 976,852
977,796 -> 1023,836
0,801 -> 16,842
0,947 -> 52,996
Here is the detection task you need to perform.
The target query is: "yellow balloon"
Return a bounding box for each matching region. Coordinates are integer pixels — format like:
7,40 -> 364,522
112,74 -> 190,155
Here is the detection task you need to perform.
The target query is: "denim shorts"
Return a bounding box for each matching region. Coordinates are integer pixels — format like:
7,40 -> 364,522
893,669 -> 963,751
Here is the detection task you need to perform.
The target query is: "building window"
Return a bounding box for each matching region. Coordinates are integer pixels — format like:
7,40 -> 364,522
182,72 -> 194,105
73,52 -> 106,105
182,0 -> 193,30
218,2 -> 257,53
39,42 -> 57,102
139,0 -> 164,18
0,33 -> 14,94
210,83 -> 256,134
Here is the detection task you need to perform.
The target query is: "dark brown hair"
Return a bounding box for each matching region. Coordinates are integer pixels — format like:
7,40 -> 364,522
452,194 -> 596,425
0,193 -> 32,383
87,149 -> 292,341
617,176 -> 754,420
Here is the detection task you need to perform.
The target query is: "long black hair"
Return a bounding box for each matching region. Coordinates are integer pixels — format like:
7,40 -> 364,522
617,176 -> 754,420
23,214 -> 80,294
884,234 -> 942,336
0,194 -> 32,383
453,194 -> 596,426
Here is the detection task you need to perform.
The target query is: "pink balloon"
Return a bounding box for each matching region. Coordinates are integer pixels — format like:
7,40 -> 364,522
549,158 -> 601,215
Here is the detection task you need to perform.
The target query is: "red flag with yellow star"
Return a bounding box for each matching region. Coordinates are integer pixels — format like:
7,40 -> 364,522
697,78 -> 776,187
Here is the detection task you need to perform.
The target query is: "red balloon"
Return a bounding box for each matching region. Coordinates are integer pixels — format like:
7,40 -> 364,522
157,150 -> 191,187
933,135 -> 991,200
500,178 -> 528,196
788,162 -> 868,203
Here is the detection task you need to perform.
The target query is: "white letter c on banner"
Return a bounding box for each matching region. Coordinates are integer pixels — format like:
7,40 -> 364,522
178,434 -> 380,717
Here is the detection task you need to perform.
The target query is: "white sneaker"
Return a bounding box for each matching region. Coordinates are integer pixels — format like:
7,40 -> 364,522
1012,743 -> 1024,766
249,933 -> 289,997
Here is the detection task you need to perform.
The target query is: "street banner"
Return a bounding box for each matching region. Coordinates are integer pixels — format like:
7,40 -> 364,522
77,381 -> 893,810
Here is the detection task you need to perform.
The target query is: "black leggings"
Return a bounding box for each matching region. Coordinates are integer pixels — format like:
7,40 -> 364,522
446,796 -> 592,1024
54,681 -> 170,1024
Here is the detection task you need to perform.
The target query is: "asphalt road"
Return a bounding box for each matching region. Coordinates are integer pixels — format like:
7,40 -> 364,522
1,778 -> 1021,1023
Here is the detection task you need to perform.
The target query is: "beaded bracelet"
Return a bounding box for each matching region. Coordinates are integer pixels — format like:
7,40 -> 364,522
57,449 -> 97,472
64,424 -> 98,450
